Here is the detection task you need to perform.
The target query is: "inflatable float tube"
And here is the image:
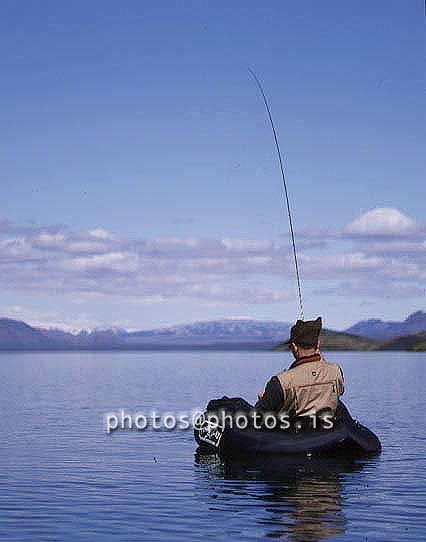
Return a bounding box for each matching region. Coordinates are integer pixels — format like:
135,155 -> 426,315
194,398 -> 381,458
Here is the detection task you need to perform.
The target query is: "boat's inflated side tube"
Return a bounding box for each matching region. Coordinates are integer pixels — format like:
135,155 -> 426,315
194,398 -> 381,458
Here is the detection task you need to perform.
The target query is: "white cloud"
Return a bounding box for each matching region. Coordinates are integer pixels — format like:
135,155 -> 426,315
63,252 -> 139,273
344,207 -> 419,237
88,228 -> 116,240
222,238 -> 273,252
0,208 -> 425,306
36,232 -> 67,247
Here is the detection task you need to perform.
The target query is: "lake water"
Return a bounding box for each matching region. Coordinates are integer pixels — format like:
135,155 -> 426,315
0,351 -> 425,541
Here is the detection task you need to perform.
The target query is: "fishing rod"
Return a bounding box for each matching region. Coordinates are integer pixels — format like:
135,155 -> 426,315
248,69 -> 304,321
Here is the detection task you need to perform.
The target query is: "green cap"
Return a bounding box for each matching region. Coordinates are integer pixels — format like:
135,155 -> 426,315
285,317 -> 322,348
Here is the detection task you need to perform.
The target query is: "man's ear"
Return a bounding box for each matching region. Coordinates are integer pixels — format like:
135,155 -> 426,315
316,339 -> 321,351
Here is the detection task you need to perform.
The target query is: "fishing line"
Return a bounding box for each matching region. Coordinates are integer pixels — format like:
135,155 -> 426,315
248,68 -> 304,320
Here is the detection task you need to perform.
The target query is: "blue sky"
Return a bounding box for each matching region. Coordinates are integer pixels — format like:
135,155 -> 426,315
0,1 -> 425,330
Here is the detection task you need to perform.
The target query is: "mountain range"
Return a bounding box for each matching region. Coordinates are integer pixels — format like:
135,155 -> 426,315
0,318 -> 291,351
345,311 -> 426,340
0,311 -> 425,351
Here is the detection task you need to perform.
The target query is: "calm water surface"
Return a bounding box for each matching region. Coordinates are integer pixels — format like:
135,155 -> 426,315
0,351 -> 425,541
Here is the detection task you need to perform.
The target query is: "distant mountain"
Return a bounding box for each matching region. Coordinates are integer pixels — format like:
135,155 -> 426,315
0,319 -> 126,350
0,315 -> 424,351
0,318 -> 291,351
0,318 -> 51,349
123,319 -> 292,349
345,311 -> 426,340
273,329 -> 379,352
378,331 -> 426,352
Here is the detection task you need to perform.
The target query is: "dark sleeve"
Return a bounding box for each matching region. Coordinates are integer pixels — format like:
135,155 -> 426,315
338,366 -> 345,396
255,376 -> 284,412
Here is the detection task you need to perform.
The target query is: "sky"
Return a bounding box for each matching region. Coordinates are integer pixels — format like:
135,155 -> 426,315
0,0 -> 425,331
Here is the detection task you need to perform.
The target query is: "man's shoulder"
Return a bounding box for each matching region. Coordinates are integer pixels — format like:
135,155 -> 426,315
275,368 -> 293,387
275,357 -> 342,382
322,357 -> 343,371
322,358 -> 344,380
324,359 -> 341,368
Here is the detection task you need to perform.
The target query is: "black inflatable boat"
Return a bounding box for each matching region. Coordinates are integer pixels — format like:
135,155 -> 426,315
194,397 -> 381,458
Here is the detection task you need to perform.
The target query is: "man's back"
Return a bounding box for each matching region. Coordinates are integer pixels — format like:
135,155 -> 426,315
256,317 -> 344,418
276,356 -> 344,418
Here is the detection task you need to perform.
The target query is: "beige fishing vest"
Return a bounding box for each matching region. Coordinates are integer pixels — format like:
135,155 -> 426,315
276,357 -> 344,418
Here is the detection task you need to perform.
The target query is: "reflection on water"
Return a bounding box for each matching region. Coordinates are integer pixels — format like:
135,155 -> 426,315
195,453 -> 378,541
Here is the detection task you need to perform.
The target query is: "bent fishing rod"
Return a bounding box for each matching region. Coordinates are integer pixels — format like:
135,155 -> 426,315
248,69 -> 304,321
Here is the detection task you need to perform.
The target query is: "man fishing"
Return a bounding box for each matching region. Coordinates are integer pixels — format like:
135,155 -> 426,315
194,71 -> 381,455
250,73 -> 344,425
256,317 -> 344,421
